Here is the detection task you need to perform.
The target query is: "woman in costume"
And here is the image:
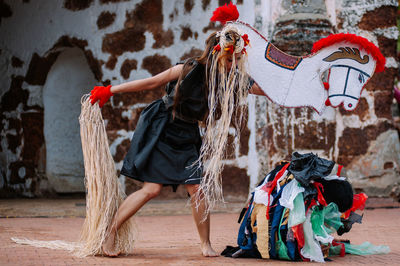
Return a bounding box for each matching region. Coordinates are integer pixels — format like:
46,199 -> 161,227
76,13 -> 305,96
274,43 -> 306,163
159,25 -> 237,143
90,4 -> 265,257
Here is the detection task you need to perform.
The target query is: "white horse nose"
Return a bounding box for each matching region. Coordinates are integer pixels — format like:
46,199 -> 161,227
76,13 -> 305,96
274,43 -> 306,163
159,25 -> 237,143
343,99 -> 358,111
329,96 -> 358,111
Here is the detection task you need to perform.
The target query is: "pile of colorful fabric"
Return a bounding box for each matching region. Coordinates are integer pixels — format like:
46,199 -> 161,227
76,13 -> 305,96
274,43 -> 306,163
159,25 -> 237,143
222,152 -> 390,262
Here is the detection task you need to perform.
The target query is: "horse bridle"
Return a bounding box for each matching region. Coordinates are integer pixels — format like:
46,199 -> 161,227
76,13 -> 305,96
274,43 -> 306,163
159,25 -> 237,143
327,64 -> 370,108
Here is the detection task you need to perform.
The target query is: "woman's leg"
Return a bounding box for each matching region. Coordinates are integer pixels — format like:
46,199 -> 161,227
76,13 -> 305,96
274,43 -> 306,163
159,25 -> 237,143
185,184 -> 218,257
102,182 -> 163,256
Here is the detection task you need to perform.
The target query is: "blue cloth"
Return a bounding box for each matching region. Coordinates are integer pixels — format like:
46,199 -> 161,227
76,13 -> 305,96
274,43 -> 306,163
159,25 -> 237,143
238,193 -> 256,250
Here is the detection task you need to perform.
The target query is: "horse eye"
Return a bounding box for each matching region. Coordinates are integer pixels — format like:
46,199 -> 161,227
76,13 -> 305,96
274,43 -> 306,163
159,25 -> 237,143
358,73 -> 364,83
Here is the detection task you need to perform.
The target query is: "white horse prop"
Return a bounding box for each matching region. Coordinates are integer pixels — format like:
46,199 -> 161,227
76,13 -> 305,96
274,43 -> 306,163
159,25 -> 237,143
232,21 -> 385,114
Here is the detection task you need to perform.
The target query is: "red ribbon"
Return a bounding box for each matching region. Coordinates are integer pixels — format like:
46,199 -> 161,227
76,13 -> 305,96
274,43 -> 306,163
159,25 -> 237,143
337,164 -> 343,176
265,163 -> 290,220
332,240 -> 346,257
313,182 -> 328,207
242,34 -> 250,46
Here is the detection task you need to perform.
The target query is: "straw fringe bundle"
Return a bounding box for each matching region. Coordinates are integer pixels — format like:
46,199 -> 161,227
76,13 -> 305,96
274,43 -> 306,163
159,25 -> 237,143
12,95 -> 136,257
10,238 -> 79,252
78,94 -> 136,256
196,39 -> 249,217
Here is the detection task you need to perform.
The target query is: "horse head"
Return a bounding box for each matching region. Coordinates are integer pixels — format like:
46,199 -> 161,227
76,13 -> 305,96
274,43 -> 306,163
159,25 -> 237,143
312,34 -> 386,111
230,21 -> 385,114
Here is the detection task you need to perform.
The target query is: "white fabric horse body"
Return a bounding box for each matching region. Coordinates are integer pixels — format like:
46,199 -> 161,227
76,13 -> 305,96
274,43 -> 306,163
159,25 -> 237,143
233,21 -> 383,114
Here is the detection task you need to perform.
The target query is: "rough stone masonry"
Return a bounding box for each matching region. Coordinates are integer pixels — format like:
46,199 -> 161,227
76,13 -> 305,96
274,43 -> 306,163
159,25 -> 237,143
0,0 -> 398,200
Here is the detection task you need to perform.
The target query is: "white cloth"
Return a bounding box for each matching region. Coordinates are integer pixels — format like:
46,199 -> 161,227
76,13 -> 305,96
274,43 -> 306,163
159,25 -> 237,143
301,211 -> 325,263
253,173 -> 273,206
322,175 -> 346,181
279,179 -> 305,210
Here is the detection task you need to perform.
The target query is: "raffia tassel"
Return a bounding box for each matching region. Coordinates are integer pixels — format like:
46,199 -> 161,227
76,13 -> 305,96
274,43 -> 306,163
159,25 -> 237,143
77,95 -> 137,257
11,95 -> 137,257
195,44 -> 249,220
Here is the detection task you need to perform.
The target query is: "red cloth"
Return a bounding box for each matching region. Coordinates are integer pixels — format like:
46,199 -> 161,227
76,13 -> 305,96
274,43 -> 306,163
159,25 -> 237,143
332,240 -> 346,257
292,224 -> 305,248
265,163 -> 290,219
306,198 -> 318,214
90,85 -> 113,108
337,164 -> 343,176
344,193 -> 368,218
313,182 -> 328,207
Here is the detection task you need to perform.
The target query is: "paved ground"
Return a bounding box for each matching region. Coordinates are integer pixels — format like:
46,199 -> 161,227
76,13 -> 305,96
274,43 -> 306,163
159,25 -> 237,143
0,197 -> 399,265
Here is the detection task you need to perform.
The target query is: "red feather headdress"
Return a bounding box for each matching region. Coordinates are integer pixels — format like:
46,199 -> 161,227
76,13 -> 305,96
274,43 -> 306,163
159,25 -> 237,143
210,3 -> 250,55
210,2 -> 239,25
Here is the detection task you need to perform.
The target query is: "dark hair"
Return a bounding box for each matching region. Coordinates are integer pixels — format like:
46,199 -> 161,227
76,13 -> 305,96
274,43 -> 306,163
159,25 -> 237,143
172,32 -> 218,120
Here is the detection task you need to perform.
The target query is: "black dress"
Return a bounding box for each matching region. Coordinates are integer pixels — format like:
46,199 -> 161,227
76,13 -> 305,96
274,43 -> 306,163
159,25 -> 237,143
120,60 -> 207,186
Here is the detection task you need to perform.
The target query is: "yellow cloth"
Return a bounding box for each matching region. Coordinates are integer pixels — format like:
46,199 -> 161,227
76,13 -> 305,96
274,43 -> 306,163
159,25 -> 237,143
251,203 -> 269,258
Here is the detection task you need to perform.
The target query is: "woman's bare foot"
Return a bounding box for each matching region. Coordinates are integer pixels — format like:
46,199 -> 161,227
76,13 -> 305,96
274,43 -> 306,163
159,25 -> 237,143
201,242 -> 218,257
102,229 -> 120,257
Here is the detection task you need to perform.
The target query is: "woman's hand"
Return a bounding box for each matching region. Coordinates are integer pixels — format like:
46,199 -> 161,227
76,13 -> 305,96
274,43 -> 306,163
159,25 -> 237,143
90,85 -> 113,108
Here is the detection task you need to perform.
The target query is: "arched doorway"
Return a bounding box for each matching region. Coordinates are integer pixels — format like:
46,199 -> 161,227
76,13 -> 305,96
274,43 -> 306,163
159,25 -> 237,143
43,47 -> 96,193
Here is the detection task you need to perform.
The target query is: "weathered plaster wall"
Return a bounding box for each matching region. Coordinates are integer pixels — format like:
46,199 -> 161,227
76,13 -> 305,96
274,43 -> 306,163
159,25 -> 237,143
43,47 -> 95,193
0,0 -> 255,199
0,0 -> 398,199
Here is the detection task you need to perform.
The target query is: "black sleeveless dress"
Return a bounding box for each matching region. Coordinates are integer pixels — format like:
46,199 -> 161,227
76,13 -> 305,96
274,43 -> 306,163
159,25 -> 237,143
120,61 -> 207,186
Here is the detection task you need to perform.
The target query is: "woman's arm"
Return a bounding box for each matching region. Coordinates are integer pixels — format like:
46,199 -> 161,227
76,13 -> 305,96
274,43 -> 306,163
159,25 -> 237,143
111,64 -> 183,94
248,82 -> 266,96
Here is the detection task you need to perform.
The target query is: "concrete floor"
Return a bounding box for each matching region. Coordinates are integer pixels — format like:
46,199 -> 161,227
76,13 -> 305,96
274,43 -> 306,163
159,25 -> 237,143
0,197 -> 399,265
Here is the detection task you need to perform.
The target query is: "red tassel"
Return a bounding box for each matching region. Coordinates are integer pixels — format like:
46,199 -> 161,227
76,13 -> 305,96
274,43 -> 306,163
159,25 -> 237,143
325,98 -> 331,106
212,44 -> 221,54
224,44 -> 235,54
313,182 -> 328,207
242,34 -> 250,46
337,164 -> 343,176
210,2 -> 239,24
323,82 -> 330,90
228,45 -> 234,54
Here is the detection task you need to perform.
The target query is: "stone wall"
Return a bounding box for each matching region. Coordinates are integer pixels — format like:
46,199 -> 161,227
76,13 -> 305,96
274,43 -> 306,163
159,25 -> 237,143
0,0 -> 398,199
335,0 -> 400,196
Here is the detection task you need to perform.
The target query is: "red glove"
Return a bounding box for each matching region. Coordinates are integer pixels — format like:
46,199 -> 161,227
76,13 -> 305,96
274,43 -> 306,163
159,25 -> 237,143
90,85 -> 113,108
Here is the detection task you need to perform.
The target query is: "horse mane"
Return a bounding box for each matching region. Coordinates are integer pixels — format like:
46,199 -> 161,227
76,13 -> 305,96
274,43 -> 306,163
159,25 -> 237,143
311,33 -> 386,73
